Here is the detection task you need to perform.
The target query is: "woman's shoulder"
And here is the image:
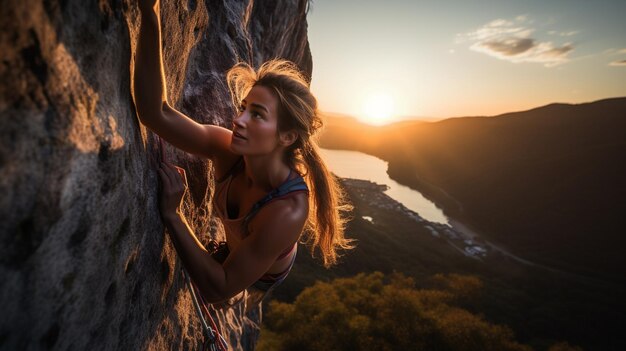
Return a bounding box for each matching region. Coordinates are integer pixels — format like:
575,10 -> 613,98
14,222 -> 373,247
247,202 -> 307,251
252,191 -> 308,231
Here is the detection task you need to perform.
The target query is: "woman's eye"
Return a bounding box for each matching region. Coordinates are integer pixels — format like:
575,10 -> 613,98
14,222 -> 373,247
253,112 -> 263,119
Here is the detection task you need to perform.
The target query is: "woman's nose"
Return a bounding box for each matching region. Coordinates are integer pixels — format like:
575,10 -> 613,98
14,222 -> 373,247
233,111 -> 247,128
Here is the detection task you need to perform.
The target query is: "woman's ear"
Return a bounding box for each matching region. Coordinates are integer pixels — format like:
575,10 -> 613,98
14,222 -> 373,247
279,130 -> 298,147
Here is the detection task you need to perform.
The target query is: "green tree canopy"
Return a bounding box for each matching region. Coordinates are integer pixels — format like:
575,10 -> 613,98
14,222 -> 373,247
257,272 -> 534,351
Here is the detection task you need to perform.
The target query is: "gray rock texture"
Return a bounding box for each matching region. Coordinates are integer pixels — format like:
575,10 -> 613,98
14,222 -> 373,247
0,0 -> 312,350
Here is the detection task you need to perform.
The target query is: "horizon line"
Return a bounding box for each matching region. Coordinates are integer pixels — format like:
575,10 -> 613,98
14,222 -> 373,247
319,95 -> 626,124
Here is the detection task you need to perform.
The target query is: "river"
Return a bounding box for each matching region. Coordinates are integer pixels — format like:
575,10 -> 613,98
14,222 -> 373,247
319,147 -> 538,264
319,148 -> 449,225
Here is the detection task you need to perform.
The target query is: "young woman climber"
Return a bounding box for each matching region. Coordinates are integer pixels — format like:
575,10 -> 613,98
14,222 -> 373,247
133,0 -> 354,313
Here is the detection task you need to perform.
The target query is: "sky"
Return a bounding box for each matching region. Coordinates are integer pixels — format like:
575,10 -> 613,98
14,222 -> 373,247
306,0 -> 626,123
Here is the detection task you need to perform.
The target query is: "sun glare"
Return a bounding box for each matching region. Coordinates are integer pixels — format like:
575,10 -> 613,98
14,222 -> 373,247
362,92 -> 395,125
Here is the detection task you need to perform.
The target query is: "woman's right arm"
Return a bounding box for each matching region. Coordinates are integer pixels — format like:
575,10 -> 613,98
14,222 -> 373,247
133,0 -> 232,160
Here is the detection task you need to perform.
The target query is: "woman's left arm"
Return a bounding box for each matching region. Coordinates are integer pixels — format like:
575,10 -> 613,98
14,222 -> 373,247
158,162 -> 223,297
158,162 -> 306,303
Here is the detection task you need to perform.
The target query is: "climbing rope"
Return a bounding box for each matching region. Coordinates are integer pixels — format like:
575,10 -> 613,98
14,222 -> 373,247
183,269 -> 228,351
157,135 -> 227,351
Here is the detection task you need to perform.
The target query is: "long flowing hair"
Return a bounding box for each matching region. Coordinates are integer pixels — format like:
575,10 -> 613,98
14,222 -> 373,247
226,59 -> 354,267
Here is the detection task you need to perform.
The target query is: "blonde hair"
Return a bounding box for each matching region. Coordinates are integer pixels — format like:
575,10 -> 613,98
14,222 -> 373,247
226,59 -> 354,267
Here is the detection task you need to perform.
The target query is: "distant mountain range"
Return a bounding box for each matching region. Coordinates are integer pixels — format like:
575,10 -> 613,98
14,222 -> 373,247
319,97 -> 626,281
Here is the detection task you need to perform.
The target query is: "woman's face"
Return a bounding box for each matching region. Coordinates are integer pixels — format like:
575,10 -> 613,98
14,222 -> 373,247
230,85 -> 283,156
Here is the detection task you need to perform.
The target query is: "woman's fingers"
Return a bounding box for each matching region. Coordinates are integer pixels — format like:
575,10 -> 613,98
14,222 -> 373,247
161,163 -> 178,191
158,164 -> 171,189
139,0 -> 160,13
163,163 -> 179,185
174,166 -> 189,188
161,162 -> 188,191
158,162 -> 189,216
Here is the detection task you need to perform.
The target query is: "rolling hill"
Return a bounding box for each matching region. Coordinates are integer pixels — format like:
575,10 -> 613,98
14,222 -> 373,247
319,97 -> 626,281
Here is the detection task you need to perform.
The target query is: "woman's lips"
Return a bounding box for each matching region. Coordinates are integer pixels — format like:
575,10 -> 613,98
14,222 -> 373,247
233,130 -> 247,140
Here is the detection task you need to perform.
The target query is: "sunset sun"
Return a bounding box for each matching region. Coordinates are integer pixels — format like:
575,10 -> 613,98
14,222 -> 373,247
361,92 -> 395,125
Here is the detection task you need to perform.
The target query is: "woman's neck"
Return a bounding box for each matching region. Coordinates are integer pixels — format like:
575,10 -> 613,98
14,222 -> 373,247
242,153 -> 290,191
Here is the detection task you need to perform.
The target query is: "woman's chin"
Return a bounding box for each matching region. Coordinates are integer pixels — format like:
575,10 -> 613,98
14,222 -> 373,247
228,141 -> 244,155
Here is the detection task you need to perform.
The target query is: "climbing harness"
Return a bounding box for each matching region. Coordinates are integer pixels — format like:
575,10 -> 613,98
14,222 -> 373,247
157,135 -> 227,351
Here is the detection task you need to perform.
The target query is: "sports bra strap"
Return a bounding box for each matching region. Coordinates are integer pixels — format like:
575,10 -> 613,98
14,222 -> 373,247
242,174 -> 308,228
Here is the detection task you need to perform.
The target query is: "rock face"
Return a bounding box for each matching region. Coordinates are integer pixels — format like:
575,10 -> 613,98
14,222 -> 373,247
0,0 -> 312,350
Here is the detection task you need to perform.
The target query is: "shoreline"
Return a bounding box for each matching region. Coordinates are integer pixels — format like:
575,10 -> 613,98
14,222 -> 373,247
342,177 -> 622,287
341,178 -> 490,260
342,177 -> 558,267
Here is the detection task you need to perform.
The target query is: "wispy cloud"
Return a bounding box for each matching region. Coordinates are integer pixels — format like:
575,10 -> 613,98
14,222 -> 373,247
609,59 -> 626,67
605,48 -> 626,66
603,48 -> 626,55
548,30 -> 579,37
457,16 -> 575,67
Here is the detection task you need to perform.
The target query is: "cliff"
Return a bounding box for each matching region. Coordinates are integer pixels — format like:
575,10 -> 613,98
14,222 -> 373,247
0,0 -> 312,350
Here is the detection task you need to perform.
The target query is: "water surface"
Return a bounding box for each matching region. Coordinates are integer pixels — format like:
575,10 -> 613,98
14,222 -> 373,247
320,148 -> 448,225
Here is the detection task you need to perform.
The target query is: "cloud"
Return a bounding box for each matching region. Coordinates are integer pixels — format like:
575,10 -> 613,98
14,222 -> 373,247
459,17 -> 531,42
548,30 -> 579,37
602,48 -> 626,55
476,37 -> 535,56
458,16 -> 575,66
609,59 -> 626,67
